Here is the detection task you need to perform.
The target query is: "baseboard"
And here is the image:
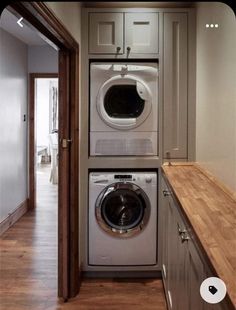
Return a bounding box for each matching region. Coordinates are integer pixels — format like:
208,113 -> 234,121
0,199 -> 29,236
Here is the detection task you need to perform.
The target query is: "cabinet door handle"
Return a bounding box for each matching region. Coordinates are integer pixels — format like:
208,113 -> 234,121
178,223 -> 187,235
163,189 -> 171,197
116,46 -> 121,53
181,233 -> 190,243
127,46 -> 131,53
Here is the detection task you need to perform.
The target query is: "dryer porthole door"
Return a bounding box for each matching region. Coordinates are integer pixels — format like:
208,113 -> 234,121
95,182 -> 151,237
97,75 -> 152,130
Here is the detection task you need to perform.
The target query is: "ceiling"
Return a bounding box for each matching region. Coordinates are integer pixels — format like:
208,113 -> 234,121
0,9 -> 46,46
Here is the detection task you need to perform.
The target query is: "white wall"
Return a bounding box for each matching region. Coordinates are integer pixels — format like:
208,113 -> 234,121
28,45 -> 58,73
0,28 -> 28,222
195,2 -> 236,192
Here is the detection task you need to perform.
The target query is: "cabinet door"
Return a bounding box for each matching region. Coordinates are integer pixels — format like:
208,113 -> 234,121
187,241 -> 206,310
125,13 -> 158,54
161,177 -> 176,309
89,13 -> 123,54
161,178 -> 169,285
176,212 -> 189,310
163,13 -> 188,159
161,178 -> 185,310
166,195 -> 179,310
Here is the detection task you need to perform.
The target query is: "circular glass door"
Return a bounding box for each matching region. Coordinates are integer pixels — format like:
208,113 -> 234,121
95,183 -> 150,237
97,75 -> 152,130
104,85 -> 145,119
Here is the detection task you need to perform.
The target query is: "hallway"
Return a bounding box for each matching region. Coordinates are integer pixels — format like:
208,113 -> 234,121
0,164 -> 58,309
0,165 -> 167,310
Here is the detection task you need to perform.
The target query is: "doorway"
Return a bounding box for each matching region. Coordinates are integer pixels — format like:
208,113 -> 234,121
33,75 -> 59,257
29,74 -> 59,209
6,2 -> 80,300
37,77 -> 59,191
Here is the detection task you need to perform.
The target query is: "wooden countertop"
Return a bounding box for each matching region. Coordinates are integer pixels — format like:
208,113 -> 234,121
162,163 -> 236,309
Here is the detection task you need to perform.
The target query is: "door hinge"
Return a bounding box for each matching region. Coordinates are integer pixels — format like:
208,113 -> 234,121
61,139 -> 72,148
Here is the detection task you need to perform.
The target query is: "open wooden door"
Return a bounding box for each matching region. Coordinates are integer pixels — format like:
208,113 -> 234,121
58,50 -> 70,299
58,49 -> 79,299
8,2 -> 80,300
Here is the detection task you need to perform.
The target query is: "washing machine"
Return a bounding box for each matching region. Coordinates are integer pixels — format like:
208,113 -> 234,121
90,62 -> 158,156
89,172 -> 157,266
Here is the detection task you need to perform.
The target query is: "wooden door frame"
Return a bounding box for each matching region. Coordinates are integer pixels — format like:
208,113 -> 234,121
9,2 -> 80,299
29,73 -> 58,210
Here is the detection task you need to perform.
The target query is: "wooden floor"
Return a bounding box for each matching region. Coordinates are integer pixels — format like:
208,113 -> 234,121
0,164 -> 167,310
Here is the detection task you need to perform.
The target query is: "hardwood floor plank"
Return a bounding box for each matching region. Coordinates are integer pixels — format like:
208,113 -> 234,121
0,164 -> 167,310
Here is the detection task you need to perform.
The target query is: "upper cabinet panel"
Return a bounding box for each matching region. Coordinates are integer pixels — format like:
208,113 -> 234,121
125,13 -> 159,54
88,12 -> 159,56
163,13 -> 188,159
89,13 -> 124,54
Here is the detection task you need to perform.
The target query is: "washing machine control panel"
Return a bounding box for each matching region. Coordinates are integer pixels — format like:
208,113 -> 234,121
90,172 -> 156,185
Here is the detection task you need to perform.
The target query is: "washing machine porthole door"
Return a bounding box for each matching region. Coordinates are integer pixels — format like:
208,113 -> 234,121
95,183 -> 151,237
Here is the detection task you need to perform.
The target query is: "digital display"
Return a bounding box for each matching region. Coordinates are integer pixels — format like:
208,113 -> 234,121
114,175 -> 132,179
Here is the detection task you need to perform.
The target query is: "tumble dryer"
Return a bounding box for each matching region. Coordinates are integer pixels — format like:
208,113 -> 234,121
90,62 -> 158,156
89,172 -> 157,266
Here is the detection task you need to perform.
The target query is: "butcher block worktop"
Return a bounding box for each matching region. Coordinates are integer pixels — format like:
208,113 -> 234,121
162,163 -> 236,309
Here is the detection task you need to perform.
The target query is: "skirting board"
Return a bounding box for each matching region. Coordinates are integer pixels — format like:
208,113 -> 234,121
0,199 -> 29,236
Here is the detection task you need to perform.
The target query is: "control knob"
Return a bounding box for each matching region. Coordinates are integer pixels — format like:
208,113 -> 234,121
145,177 -> 152,183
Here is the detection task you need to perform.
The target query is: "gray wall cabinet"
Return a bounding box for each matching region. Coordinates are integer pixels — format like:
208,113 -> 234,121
161,175 -> 228,310
89,13 -> 124,54
161,176 -> 191,309
125,13 -> 159,55
89,12 -> 159,55
80,7 -> 196,272
163,13 -> 188,160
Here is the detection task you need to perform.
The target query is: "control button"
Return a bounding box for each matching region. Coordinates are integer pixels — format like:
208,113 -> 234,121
200,277 -> 226,304
145,177 -> 152,183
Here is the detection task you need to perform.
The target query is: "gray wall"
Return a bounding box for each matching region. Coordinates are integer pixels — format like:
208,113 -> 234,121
0,24 -> 58,224
46,2 -> 82,44
0,28 -> 28,222
195,2 -> 236,192
28,45 -> 58,73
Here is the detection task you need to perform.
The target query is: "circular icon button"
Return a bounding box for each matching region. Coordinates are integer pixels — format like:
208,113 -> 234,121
200,277 -> 227,304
